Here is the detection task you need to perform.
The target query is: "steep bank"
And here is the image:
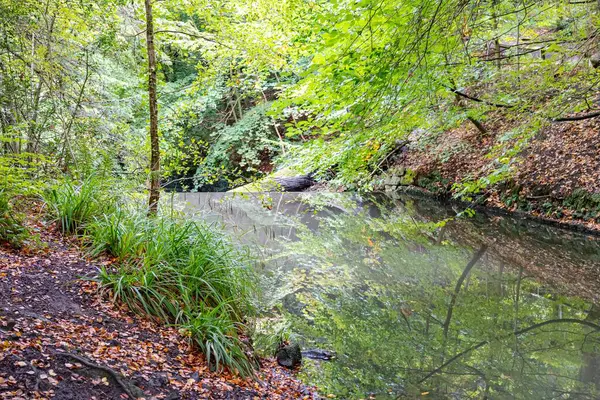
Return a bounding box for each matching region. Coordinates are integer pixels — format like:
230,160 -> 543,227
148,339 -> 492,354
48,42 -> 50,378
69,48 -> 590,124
372,112 -> 600,231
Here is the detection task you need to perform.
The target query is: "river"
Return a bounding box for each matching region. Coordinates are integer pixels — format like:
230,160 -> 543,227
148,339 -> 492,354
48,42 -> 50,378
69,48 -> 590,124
175,191 -> 600,399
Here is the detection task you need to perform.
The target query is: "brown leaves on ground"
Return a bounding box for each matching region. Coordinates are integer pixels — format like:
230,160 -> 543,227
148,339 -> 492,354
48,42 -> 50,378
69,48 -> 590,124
0,219 -> 317,399
396,111 -> 600,230
516,118 -> 600,198
401,112 -> 520,186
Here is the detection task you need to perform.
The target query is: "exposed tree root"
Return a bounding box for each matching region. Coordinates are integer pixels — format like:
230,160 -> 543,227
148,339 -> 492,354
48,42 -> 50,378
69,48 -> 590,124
54,352 -> 142,399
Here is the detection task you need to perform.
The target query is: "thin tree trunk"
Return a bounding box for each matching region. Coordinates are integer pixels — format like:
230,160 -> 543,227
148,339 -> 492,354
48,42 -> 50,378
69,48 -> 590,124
467,116 -> 487,136
60,49 -> 91,172
145,0 -> 160,214
492,0 -> 501,69
236,92 -> 243,120
27,12 -> 55,154
262,90 -> 286,154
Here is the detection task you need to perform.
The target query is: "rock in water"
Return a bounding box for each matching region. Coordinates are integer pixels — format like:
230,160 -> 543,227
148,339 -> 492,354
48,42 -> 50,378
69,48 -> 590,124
273,175 -> 315,192
276,343 -> 302,368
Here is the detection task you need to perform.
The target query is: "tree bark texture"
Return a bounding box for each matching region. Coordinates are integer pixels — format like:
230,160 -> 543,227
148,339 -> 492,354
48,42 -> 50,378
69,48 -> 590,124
145,0 -> 160,214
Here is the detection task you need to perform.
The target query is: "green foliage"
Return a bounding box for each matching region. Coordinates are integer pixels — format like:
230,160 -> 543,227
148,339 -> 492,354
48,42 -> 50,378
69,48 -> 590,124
179,303 -> 254,376
3,0 -> 599,195
86,208 -> 147,261
0,189 -> 28,248
0,0 -> 124,173
3,0 -> 600,388
196,104 -> 281,188
416,171 -> 450,194
262,0 -> 600,192
43,175 -> 115,234
91,206 -> 257,375
563,189 -> 600,219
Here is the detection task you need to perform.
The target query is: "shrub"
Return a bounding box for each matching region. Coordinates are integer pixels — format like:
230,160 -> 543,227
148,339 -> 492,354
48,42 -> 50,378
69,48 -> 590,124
564,189 -> 600,214
179,303 -> 254,375
0,189 -> 28,248
0,152 -> 46,196
44,176 -> 258,375
86,207 -> 147,261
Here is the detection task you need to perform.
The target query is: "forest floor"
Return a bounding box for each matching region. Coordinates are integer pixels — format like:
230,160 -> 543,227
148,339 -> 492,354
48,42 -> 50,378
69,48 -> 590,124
383,113 -> 600,231
0,218 -> 316,400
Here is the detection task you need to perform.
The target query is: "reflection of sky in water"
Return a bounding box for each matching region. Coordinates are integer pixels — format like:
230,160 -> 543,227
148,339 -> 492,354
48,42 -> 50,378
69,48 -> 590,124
176,192 -> 600,400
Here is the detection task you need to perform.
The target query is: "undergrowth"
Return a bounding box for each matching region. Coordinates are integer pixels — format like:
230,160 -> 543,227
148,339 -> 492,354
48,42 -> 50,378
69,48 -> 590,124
93,209 -> 257,376
44,176 -> 258,376
44,175 -> 115,234
0,189 -> 28,248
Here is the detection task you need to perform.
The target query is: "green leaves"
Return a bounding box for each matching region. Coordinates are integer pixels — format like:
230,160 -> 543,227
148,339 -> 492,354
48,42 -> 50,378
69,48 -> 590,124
0,189 -> 28,248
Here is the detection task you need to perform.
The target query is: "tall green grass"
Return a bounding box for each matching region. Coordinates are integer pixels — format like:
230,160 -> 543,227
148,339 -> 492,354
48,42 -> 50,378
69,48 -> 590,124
44,175 -> 114,234
92,209 -> 257,375
42,177 -> 258,376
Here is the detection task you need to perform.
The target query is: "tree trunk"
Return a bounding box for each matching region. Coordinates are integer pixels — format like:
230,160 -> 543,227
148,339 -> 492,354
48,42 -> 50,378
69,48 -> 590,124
492,0 -> 501,69
145,0 -> 160,214
273,175 -> 315,192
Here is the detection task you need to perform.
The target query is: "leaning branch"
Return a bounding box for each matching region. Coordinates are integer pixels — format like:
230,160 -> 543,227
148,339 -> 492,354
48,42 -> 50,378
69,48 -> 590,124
442,245 -> 487,338
153,30 -> 233,49
553,111 -> 600,122
449,85 -> 600,123
467,117 -> 487,135
450,88 -> 515,108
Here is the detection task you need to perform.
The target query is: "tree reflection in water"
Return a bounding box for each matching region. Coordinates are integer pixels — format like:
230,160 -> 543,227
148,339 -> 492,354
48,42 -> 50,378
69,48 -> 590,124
177,192 -> 600,399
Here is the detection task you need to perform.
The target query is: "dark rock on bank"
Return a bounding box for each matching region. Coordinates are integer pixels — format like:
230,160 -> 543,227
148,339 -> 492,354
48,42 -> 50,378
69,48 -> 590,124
276,343 -> 302,368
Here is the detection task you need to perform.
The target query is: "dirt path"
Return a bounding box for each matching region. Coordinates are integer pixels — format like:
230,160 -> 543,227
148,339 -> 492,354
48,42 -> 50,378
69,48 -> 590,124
0,220 -> 316,399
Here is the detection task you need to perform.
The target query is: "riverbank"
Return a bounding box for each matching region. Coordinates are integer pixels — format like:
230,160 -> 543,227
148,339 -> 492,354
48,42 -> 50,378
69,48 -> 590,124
0,216 -> 316,399
371,112 -> 600,232
385,185 -> 600,236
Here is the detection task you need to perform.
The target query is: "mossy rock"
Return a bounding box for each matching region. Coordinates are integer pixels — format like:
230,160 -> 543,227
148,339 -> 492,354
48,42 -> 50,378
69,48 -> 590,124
400,169 -> 416,185
230,168 -> 311,193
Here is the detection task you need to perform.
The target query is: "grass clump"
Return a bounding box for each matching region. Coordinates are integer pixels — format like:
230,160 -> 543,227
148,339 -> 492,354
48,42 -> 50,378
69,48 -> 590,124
91,206 -> 257,376
42,176 -> 258,376
44,175 -> 114,234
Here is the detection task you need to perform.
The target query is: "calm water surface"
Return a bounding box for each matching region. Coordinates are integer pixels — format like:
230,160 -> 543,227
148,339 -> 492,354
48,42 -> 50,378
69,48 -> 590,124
175,192 -> 600,400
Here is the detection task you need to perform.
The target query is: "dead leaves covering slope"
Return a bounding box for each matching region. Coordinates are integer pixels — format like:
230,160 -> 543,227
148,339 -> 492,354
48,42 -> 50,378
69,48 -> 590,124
0,219 -> 316,400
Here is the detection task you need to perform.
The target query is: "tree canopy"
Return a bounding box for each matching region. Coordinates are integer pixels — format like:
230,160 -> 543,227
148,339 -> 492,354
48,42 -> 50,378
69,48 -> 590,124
2,0 -> 599,197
